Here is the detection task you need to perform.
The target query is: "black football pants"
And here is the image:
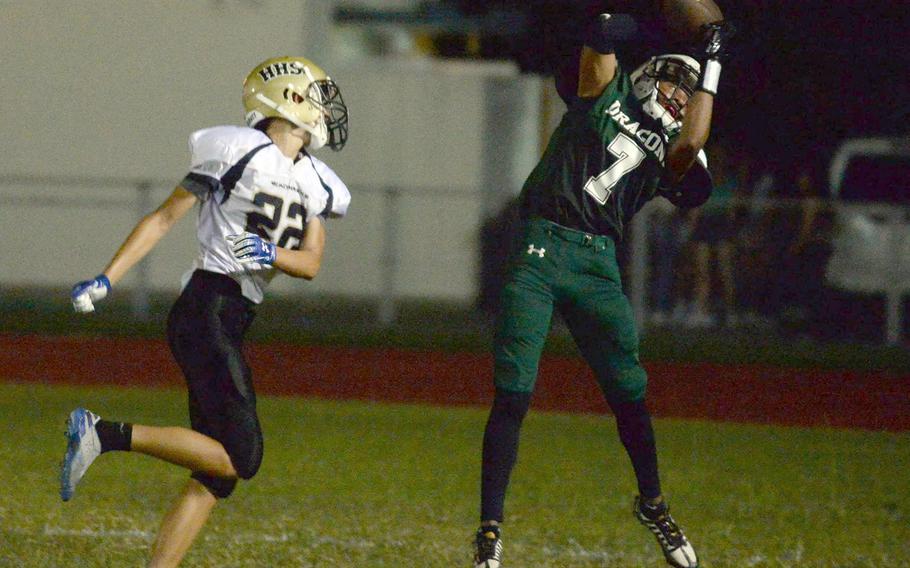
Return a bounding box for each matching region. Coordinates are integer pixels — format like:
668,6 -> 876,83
166,269 -> 262,498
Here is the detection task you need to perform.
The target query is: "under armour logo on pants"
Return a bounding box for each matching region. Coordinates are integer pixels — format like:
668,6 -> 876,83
527,244 -> 546,258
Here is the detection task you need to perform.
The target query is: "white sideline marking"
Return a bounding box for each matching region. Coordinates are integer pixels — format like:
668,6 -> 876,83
230,532 -> 291,543
40,526 -> 378,549
43,526 -> 152,540
37,526 -> 656,562
534,541 -> 647,563
308,535 -> 377,549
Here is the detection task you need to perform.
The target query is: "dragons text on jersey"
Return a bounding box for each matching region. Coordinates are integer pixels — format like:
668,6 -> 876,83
605,100 -> 666,164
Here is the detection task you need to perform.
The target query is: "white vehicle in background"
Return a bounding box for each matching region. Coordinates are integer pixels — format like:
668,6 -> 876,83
826,137 -> 910,344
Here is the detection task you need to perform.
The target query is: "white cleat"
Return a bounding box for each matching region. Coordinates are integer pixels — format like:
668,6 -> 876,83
60,408 -> 102,501
474,527 -> 503,568
634,496 -> 699,568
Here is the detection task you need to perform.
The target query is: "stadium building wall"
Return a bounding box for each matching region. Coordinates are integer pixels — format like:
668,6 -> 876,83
0,2 -> 546,303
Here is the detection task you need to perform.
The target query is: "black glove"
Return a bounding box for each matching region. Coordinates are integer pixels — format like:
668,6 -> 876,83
583,13 -> 639,54
695,21 -> 735,95
698,21 -> 736,61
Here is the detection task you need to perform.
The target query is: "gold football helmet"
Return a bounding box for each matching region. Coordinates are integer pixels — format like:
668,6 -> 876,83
242,55 -> 348,151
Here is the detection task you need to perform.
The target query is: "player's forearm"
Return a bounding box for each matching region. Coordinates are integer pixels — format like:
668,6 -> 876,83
575,13 -> 638,98
102,186 -> 197,285
272,216 -> 326,279
273,248 -> 322,280
665,91 -> 713,181
103,211 -> 173,285
577,47 -> 617,99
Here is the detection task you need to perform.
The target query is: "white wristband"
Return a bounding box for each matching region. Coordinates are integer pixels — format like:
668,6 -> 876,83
698,59 -> 722,96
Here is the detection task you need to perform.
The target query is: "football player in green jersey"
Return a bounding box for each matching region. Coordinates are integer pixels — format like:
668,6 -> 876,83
473,13 -> 734,568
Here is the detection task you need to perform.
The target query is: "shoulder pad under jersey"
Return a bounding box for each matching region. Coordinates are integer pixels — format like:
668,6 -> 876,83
303,154 -> 351,218
187,126 -> 272,172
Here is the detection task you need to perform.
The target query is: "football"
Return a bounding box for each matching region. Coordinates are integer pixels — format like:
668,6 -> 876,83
658,0 -> 724,42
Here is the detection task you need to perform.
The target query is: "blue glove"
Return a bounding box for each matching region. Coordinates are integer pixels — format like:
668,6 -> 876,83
226,232 -> 277,265
71,274 -> 111,313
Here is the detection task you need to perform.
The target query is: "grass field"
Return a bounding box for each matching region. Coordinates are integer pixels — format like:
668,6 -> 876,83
1,382 -> 908,567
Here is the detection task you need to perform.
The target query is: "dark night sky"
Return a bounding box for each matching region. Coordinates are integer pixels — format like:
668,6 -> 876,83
449,1 -> 910,184
715,2 -> 910,174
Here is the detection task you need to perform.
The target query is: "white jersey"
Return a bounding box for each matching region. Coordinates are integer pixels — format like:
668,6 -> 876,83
179,126 -> 350,303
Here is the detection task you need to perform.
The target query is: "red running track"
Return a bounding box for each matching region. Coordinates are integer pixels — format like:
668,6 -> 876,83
3,334 -> 907,431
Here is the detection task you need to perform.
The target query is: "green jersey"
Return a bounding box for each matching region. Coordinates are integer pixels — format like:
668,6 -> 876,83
520,65 -> 669,240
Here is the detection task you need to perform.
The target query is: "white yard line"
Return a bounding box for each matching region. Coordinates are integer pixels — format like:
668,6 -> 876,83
42,526 -> 152,540
31,525 -> 667,563
37,525 -> 379,549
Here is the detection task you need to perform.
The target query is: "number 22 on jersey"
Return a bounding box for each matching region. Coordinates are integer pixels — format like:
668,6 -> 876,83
583,133 -> 646,205
245,192 -> 306,249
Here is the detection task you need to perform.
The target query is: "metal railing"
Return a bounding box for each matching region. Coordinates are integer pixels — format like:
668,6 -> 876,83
0,174 -> 481,326
3,174 -> 907,344
0,174 -> 162,320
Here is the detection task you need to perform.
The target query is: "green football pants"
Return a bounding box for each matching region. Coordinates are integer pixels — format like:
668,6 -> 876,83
493,217 -> 647,404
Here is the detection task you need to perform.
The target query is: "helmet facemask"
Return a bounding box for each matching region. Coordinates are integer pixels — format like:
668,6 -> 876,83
310,78 -> 348,152
631,54 -> 700,136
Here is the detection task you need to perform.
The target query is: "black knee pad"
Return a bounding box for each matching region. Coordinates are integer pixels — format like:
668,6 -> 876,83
230,443 -> 263,481
599,365 -> 648,406
222,415 -> 263,481
190,426 -> 262,498
193,472 -> 238,499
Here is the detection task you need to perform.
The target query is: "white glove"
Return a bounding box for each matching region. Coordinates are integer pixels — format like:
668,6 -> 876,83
71,275 -> 111,313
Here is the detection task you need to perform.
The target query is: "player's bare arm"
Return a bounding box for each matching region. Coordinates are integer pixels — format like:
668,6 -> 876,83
103,186 -> 199,285
577,47 -> 617,99
273,215 -> 326,280
665,90 -> 713,181
664,19 -> 734,188
227,217 -> 327,279
576,13 -> 639,98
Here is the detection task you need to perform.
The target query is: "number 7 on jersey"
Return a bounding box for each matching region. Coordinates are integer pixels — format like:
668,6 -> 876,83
583,133 -> 646,205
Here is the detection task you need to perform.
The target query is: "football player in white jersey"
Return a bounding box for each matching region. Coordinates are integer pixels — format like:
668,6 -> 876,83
61,55 -> 350,567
